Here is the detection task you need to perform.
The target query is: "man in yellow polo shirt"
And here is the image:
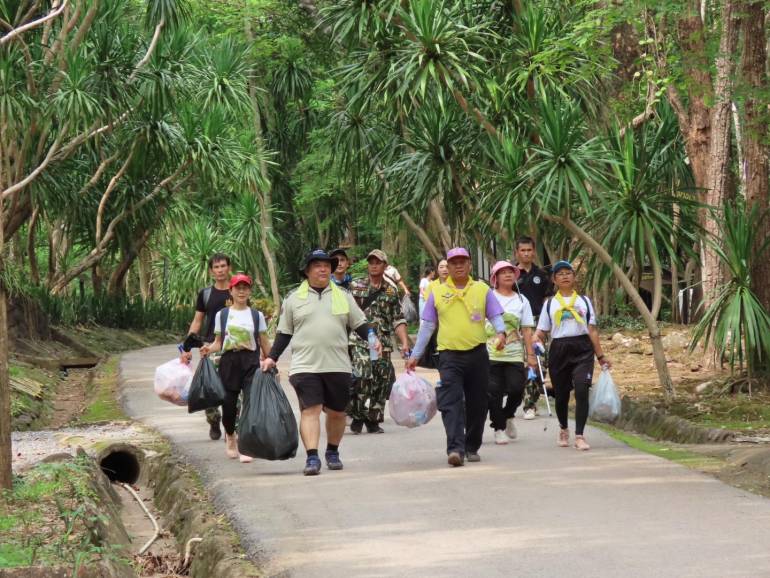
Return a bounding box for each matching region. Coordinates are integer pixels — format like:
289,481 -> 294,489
406,247 -> 506,467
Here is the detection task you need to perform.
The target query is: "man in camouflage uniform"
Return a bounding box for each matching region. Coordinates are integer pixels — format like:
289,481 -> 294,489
348,249 -> 411,434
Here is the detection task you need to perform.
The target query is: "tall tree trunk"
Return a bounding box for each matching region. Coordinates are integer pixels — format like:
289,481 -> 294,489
0,196 -> 10,489
107,228 -> 153,295
401,211 -> 442,262
27,207 -> 40,285
702,0 -> 739,316
428,200 -> 452,252
245,16 -> 280,314
741,1 -> 770,310
645,232 -> 663,321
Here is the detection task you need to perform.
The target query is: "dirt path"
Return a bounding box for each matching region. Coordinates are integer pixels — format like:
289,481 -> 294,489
120,344 -> 770,578
46,368 -> 93,428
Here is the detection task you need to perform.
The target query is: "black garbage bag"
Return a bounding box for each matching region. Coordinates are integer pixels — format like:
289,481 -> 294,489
238,370 -> 298,460
187,357 -> 225,413
416,329 -> 439,369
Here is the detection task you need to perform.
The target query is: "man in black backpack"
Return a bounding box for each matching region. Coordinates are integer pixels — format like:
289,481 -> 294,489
180,253 -> 232,440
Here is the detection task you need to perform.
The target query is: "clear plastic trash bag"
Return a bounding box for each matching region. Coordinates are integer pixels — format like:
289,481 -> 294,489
154,358 -> 193,406
388,372 -> 437,428
589,368 -> 621,423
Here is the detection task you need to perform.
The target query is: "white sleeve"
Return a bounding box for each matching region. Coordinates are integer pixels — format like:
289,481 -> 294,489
258,311 -> 267,333
536,301 -> 551,333
586,296 -> 597,326
214,311 -> 223,335
520,296 -> 535,327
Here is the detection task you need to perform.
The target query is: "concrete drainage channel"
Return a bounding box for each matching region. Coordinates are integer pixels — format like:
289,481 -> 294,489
94,443 -> 262,578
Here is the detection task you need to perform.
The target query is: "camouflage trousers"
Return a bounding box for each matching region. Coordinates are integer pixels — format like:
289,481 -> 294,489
347,354 -> 396,423
205,406 -> 221,426
523,346 -> 549,411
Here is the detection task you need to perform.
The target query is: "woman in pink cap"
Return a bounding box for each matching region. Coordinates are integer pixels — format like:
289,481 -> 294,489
486,261 -> 537,444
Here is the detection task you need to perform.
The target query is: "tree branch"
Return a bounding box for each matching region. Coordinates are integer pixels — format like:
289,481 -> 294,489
0,0 -> 67,45
128,19 -> 164,82
95,141 -> 137,243
1,130 -> 65,200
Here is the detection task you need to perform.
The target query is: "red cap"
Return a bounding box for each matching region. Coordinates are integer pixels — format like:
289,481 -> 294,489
229,274 -> 253,289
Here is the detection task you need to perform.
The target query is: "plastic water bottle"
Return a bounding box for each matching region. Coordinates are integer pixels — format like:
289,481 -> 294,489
368,328 -> 379,361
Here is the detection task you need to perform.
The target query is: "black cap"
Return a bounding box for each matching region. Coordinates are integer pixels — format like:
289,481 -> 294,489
329,248 -> 349,259
299,249 -> 339,277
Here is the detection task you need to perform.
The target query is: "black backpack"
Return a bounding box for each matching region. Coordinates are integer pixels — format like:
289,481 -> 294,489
219,307 -> 262,352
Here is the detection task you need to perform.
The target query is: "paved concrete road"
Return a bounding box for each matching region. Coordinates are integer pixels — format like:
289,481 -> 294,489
121,345 -> 770,578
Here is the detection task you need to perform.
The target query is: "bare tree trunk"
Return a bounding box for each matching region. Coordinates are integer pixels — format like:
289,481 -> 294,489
107,228 -> 153,295
428,200 -> 452,252
401,211 -> 442,262
645,232 -> 663,321
741,1 -> 770,311
702,0 -> 739,316
0,197 -> 10,489
245,16 -> 281,314
27,207 -> 40,285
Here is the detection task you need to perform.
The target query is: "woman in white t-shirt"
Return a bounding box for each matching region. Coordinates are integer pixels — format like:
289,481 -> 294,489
534,261 -> 610,451
485,261 -> 537,445
418,264 -> 436,316
201,274 -> 271,462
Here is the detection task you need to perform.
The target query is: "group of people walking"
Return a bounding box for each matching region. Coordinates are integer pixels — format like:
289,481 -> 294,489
181,238 -> 610,474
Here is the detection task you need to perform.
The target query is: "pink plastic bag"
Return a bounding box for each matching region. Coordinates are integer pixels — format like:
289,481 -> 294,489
388,372 -> 437,428
154,359 -> 193,406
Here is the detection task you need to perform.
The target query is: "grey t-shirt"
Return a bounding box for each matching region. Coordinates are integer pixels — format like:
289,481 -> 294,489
278,284 -> 367,376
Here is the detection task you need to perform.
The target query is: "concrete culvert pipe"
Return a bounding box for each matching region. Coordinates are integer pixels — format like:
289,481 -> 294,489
98,445 -> 143,484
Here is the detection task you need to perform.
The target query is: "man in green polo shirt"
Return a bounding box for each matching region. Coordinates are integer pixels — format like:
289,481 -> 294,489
262,249 -> 379,476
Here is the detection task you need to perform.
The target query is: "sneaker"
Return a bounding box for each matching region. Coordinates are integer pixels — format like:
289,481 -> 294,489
447,452 -> 464,467
494,430 -> 509,445
505,418 -> 517,439
325,450 -> 344,470
365,421 -> 384,434
574,436 -> 591,451
558,428 -> 570,448
349,419 -> 364,434
225,434 -> 238,459
523,408 -> 536,420
466,452 -> 481,463
303,455 -> 322,476
238,453 -> 253,463
209,420 -> 222,440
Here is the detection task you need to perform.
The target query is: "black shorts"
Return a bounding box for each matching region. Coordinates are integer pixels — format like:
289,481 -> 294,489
289,372 -> 352,412
548,335 -> 595,393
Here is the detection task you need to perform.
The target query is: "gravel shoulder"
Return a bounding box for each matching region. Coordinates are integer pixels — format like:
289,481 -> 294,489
121,344 -> 770,578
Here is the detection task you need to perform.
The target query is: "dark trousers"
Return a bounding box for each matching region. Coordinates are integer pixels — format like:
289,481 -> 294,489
487,362 -> 525,431
549,335 -> 595,436
436,344 -> 489,455
219,350 -> 259,435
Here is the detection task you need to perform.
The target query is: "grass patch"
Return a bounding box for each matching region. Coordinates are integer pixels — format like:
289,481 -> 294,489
77,357 -> 124,424
0,456 -> 106,570
664,393 -> 770,433
593,422 -> 723,470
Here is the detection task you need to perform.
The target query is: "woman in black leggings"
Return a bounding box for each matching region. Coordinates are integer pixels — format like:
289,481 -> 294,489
534,261 -> 610,451
201,274 -> 271,463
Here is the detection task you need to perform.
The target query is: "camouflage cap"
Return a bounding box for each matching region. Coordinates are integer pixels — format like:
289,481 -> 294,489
366,249 -> 388,263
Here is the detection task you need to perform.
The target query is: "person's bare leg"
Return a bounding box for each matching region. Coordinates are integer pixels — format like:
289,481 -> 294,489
325,409 -> 347,446
300,405 -> 322,451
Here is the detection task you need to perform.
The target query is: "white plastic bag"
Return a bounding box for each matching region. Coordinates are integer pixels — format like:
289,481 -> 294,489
154,358 -> 193,406
401,295 -> 419,323
589,368 -> 621,423
388,372 -> 437,428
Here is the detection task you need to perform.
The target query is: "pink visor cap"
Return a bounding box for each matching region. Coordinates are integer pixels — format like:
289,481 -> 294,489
489,260 -> 520,288
446,247 -> 471,261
